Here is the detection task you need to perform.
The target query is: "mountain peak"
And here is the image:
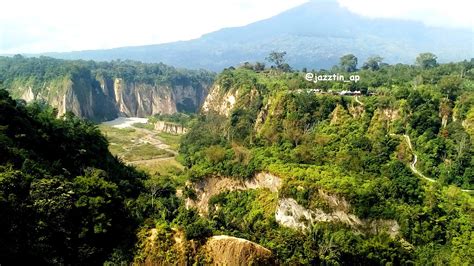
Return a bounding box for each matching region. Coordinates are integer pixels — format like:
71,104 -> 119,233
41,1 -> 473,71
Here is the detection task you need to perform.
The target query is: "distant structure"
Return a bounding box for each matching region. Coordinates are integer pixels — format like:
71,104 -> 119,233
339,90 -> 361,96
154,121 -> 187,135
290,89 -> 368,96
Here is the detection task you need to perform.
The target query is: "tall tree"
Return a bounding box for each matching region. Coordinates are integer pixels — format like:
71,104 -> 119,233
416,53 -> 438,69
438,75 -> 462,100
339,54 -> 358,72
362,56 -> 384,70
266,51 -> 288,71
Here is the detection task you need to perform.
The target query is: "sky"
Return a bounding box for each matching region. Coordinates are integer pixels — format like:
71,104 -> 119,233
0,0 -> 472,54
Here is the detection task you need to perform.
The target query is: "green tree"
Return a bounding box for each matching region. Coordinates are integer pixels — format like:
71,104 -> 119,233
438,75 -> 462,100
339,54 -> 358,72
266,51 -> 288,71
362,56 -> 383,70
416,53 -> 438,69
254,62 -> 266,72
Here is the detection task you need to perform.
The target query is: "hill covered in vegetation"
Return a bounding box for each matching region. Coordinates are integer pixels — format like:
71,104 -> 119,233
176,59 -> 474,264
0,88 -> 273,265
0,89 -> 148,264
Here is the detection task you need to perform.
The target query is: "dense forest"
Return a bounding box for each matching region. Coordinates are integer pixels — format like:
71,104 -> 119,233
0,89 -> 148,264
1,55 -> 473,265
0,55 -> 214,91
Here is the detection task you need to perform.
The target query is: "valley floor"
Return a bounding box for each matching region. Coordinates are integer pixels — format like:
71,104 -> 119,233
100,118 -> 183,176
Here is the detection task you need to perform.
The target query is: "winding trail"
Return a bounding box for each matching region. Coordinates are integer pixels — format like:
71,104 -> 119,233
131,127 -> 178,156
354,96 -> 364,106
403,135 -> 436,183
352,97 -> 473,194
402,134 -> 472,193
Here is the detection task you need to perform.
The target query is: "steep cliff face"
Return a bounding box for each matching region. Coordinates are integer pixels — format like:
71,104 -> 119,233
112,78 -> 175,117
9,75 -> 212,122
110,78 -> 209,117
14,76 -> 117,122
201,84 -> 238,116
2,57 -> 214,121
12,75 -> 212,121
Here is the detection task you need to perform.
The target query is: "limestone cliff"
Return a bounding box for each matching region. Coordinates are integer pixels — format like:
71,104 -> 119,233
12,76 -> 211,121
14,75 -> 117,122
109,78 -> 209,117
201,84 -> 238,116
3,57 -> 214,121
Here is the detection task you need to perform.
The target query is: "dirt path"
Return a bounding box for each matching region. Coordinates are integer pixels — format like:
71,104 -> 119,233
402,134 -> 472,193
403,135 -> 436,183
128,156 -> 176,165
354,96 -> 364,106
133,127 -> 178,156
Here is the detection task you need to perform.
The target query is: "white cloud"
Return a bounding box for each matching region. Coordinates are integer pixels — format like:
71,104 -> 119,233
0,0 -> 308,53
0,0 -> 472,54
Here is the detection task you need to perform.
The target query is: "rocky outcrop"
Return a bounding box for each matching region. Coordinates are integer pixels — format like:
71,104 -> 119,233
202,236 -> 273,265
185,173 -> 282,215
275,198 -> 363,230
275,197 -> 401,238
135,230 -> 274,265
201,84 -> 238,116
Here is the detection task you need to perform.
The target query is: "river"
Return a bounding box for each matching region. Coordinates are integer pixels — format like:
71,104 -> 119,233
101,117 -> 148,129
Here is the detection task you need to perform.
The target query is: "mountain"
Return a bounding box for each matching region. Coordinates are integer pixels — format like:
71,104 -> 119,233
0,56 -> 215,121
40,0 -> 473,71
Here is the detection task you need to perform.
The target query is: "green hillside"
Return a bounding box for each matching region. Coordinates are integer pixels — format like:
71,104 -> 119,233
0,89 -> 149,264
178,60 -> 474,264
